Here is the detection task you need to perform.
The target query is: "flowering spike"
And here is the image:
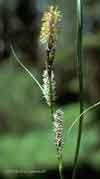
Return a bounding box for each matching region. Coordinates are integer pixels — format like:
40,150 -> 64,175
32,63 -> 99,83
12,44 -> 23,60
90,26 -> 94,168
42,69 -> 56,106
53,109 -> 64,158
40,5 -> 61,47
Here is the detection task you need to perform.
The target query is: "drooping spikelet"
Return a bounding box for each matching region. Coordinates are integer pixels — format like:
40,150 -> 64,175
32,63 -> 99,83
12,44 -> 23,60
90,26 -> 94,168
42,69 -> 56,106
53,109 -> 64,158
40,5 -> 61,47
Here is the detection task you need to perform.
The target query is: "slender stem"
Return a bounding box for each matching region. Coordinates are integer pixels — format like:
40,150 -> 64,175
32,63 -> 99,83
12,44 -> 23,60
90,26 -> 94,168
58,154 -> 63,179
11,45 -> 43,93
72,0 -> 83,179
49,74 -> 63,179
68,100 -> 100,134
49,75 -> 54,121
49,75 -> 63,179
46,49 -> 54,120
47,48 -> 63,179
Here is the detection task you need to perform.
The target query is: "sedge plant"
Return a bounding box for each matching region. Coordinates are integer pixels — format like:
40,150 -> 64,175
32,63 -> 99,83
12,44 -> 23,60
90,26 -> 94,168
10,2 -> 100,179
11,5 -> 64,179
40,6 -> 64,179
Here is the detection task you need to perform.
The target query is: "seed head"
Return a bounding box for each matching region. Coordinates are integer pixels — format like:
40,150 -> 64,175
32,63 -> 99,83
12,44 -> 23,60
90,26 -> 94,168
40,5 -> 61,47
53,109 -> 64,158
42,69 -> 56,106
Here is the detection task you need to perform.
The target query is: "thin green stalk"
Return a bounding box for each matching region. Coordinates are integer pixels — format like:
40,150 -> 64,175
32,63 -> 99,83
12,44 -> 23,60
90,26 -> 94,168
72,0 -> 83,179
49,75 -> 54,121
68,100 -> 100,134
11,45 -> 43,93
58,154 -> 63,179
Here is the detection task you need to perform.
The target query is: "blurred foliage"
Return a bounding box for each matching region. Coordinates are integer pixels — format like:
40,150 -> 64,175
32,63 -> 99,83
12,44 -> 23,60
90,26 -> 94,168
0,60 -> 99,174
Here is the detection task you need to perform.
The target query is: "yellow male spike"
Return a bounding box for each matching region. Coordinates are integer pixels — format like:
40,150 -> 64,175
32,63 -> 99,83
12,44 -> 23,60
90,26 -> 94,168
40,6 -> 61,47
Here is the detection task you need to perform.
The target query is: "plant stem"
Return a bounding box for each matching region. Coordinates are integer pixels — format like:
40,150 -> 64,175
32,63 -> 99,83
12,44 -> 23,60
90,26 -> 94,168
49,71 -> 63,179
49,73 -> 63,179
46,48 -> 54,119
47,48 -> 63,179
68,100 -> 100,134
72,0 -> 83,179
11,45 -> 43,93
49,76 -> 54,121
58,154 -> 63,179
